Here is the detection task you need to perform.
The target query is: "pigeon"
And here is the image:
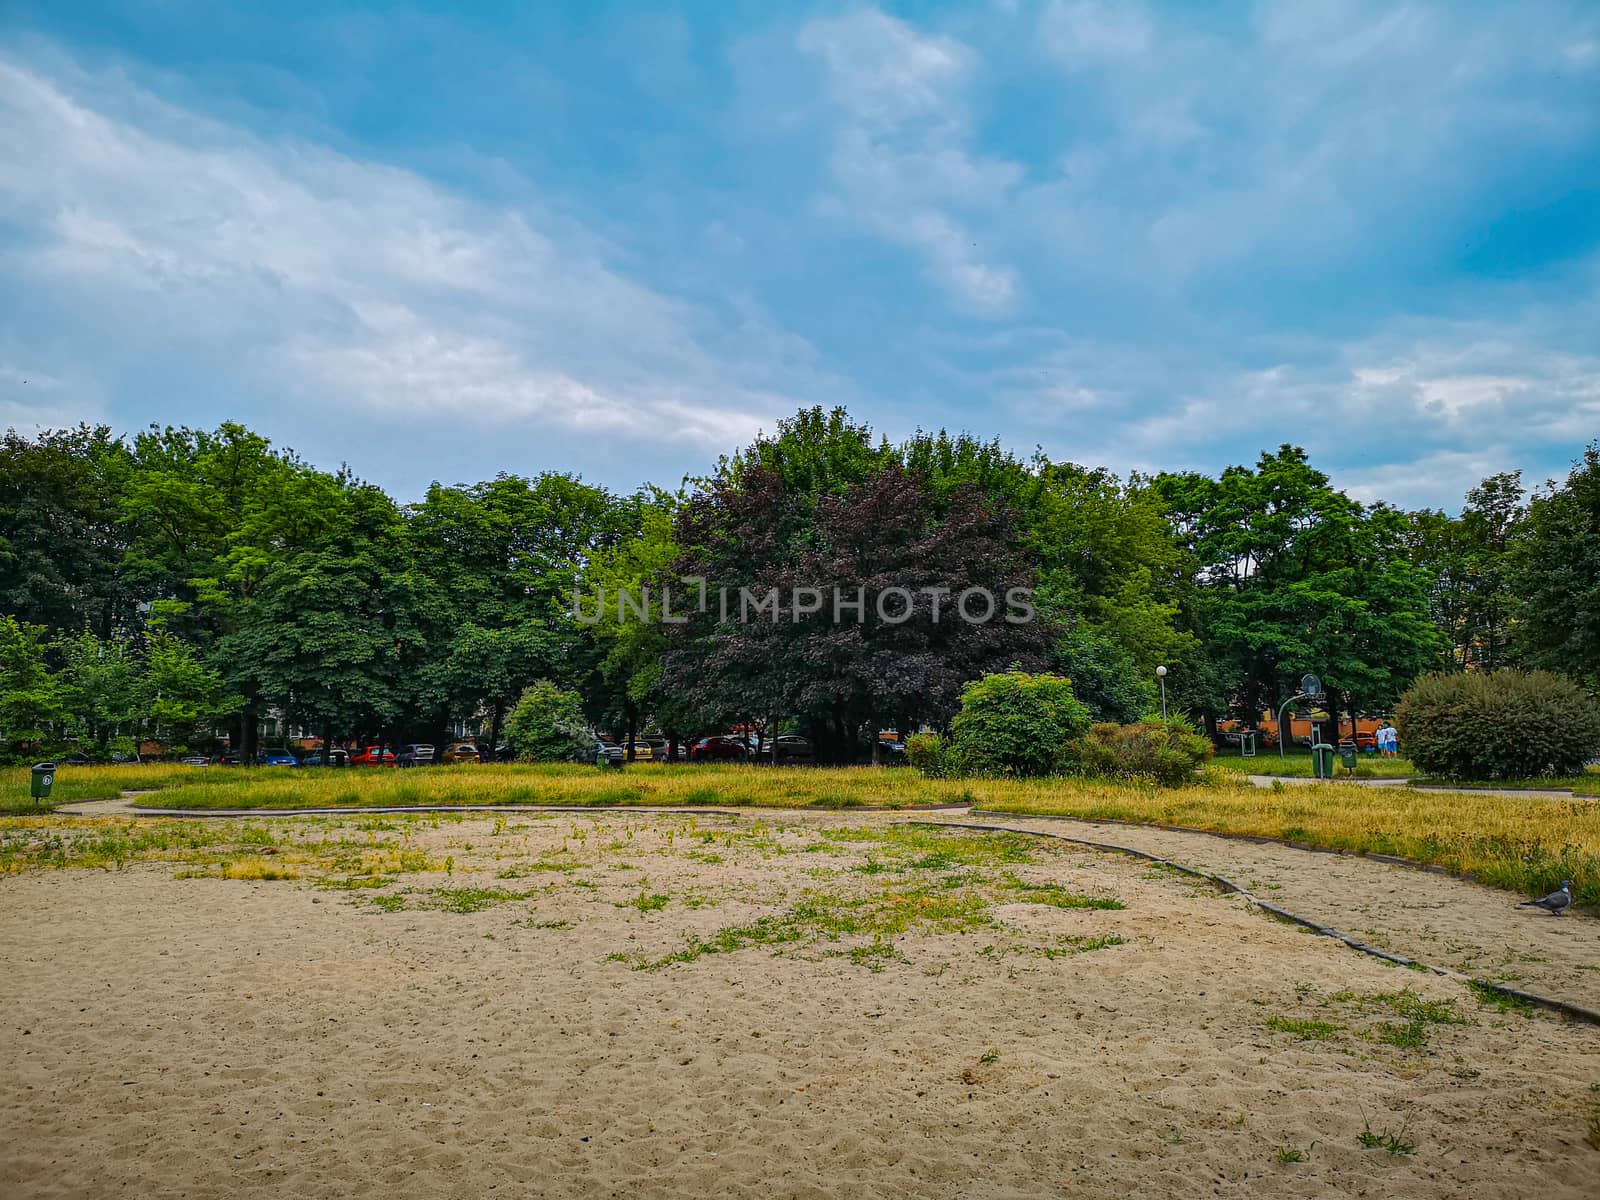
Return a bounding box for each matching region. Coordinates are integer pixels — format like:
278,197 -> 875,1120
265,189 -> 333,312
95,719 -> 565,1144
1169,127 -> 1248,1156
1520,881 -> 1572,916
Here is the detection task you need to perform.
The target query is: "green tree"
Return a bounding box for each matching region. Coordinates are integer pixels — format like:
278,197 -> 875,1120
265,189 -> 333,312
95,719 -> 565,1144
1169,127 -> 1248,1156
0,616 -> 62,753
145,631 -> 234,752
55,630 -> 145,753
503,680 -> 590,762
1514,444 -> 1600,689
0,425 -> 133,636
948,671 -> 1091,777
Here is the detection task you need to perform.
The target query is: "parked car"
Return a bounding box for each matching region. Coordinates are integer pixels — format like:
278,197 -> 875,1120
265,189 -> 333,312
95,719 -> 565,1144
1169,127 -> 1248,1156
579,740 -> 626,765
57,751 -> 96,766
258,747 -> 299,767
350,745 -> 396,767
440,742 -> 481,765
625,741 -> 655,762
770,735 -> 814,764
303,749 -> 350,767
690,736 -> 749,762
179,755 -> 211,767
397,743 -> 435,768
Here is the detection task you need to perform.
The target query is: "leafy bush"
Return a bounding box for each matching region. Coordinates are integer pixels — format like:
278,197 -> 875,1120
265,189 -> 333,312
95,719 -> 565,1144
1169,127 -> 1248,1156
1071,719 -> 1215,786
503,680 -> 591,763
1395,670 -> 1600,780
948,671 -> 1091,777
906,732 -> 961,779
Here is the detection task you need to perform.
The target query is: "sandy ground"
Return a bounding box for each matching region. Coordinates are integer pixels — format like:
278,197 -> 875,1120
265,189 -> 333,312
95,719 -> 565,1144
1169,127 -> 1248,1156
2,810 -> 1598,1198
936,813 -> 1600,1013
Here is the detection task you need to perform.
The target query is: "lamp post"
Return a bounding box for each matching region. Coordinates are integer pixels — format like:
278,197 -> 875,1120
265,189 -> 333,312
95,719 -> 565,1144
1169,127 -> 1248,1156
1156,665 -> 1168,720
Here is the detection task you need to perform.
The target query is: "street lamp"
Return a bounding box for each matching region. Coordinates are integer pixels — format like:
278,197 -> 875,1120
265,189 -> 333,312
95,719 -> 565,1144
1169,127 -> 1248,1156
1156,665 -> 1168,720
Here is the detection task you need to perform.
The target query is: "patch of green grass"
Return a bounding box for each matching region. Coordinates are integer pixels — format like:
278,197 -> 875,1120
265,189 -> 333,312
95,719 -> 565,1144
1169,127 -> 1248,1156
630,877 -> 995,971
315,874 -> 393,890
1467,980 -> 1535,1016
1034,933 -> 1126,958
1358,1123 -> 1416,1155
1264,1015 -> 1342,1041
423,885 -> 538,914
999,873 -> 1125,910
512,916 -> 571,930
978,1049 -> 1000,1065
495,859 -> 580,878
366,894 -> 407,913
626,890 -> 671,913
1275,1145 -> 1312,1164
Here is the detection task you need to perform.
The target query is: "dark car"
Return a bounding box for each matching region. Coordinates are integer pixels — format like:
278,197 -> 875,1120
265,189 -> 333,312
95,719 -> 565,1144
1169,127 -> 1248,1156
690,736 -> 749,762
57,751 -> 96,766
397,743 -> 435,768
304,749 -> 349,767
770,735 -> 814,764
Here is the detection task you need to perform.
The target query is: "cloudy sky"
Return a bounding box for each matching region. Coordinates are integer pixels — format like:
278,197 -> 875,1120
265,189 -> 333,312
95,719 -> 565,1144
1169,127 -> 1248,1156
2,1 -> 1596,511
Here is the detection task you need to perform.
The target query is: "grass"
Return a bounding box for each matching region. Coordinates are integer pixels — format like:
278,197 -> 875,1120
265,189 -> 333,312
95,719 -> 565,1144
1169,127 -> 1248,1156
1411,769 -> 1600,794
0,762 -> 215,813
1213,751 -> 1416,780
13,758 -> 1600,904
1358,1123 -> 1416,1155
1264,1015 -> 1341,1041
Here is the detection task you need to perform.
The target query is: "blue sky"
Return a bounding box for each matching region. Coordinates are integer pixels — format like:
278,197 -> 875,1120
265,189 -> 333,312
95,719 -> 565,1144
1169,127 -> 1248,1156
1,1 -> 1596,511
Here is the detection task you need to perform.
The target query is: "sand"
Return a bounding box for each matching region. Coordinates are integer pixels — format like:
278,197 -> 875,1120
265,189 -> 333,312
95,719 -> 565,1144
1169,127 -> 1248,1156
2,810 -> 1597,1198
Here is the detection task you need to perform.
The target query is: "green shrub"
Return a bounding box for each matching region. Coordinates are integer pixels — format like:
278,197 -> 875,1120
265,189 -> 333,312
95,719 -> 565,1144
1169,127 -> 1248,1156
503,680 -> 591,763
1071,719 -> 1215,786
906,732 -> 961,779
948,671 -> 1091,778
1395,670 -> 1600,781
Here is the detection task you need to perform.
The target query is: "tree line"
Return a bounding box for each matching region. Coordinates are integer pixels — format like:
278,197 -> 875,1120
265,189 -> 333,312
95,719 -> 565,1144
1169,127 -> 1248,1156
1,409 -> 1596,762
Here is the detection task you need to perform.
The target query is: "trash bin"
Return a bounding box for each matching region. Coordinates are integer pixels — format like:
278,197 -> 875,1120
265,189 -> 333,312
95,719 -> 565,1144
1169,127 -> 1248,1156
1240,731 -> 1257,758
1337,741 -> 1358,774
30,762 -> 56,801
1311,743 -> 1335,779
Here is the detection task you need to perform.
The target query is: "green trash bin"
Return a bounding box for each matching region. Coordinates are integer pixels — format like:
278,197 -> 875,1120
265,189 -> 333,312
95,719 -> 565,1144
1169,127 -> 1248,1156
31,762 -> 56,801
1337,741 -> 1358,774
1311,743 -> 1335,779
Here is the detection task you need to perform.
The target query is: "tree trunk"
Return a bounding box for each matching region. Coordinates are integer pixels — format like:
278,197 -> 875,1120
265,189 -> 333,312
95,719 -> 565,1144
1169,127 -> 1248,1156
625,703 -> 637,762
488,701 -> 505,763
321,718 -> 333,767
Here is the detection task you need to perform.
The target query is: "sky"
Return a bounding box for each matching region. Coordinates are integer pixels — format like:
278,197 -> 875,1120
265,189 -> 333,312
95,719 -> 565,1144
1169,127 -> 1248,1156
1,1 -> 1597,512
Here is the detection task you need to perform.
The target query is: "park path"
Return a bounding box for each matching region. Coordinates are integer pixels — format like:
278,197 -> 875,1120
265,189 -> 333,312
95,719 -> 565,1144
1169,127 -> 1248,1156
50,793 -> 1600,1018
1243,773 -> 1586,800
911,810 -> 1600,1016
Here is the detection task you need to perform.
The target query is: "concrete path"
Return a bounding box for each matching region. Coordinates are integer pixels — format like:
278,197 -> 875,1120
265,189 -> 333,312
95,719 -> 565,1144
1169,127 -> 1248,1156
1244,774 -> 1583,800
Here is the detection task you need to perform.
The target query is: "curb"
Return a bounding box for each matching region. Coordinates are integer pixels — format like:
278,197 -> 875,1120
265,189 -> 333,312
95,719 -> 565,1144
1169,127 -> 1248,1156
914,817 -> 1600,1029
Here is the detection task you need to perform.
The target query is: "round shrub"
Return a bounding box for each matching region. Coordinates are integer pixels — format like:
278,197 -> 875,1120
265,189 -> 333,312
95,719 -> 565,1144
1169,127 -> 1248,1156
504,680 -> 591,763
1072,719 -> 1215,786
1395,670 -> 1600,781
905,732 -> 959,779
949,671 -> 1091,777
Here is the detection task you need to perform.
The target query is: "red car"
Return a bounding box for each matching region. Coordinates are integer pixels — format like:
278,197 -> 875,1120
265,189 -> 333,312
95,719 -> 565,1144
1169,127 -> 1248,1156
690,736 -> 749,762
349,745 -> 396,767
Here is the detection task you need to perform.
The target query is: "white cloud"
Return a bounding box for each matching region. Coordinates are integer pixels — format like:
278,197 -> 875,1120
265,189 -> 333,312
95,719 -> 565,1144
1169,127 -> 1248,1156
798,9 -> 1021,315
0,56 -> 807,456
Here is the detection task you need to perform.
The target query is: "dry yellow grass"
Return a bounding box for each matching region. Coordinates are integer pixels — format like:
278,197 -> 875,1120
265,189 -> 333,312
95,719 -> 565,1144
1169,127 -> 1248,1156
10,761 -> 1598,902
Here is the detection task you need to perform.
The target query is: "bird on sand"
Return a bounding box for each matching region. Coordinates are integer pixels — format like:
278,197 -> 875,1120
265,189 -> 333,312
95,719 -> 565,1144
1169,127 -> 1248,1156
1520,881 -> 1571,916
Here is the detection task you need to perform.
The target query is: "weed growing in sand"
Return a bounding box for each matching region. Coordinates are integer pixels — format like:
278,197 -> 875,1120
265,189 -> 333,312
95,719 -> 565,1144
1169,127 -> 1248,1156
1275,1145 -> 1312,1163
626,889 -> 671,912
513,917 -> 572,930
1358,1122 -> 1415,1155
978,1050 -> 1000,1064
997,873 -> 1125,909
1264,1016 -> 1342,1041
425,886 -> 539,914
1467,980 -> 1535,1016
